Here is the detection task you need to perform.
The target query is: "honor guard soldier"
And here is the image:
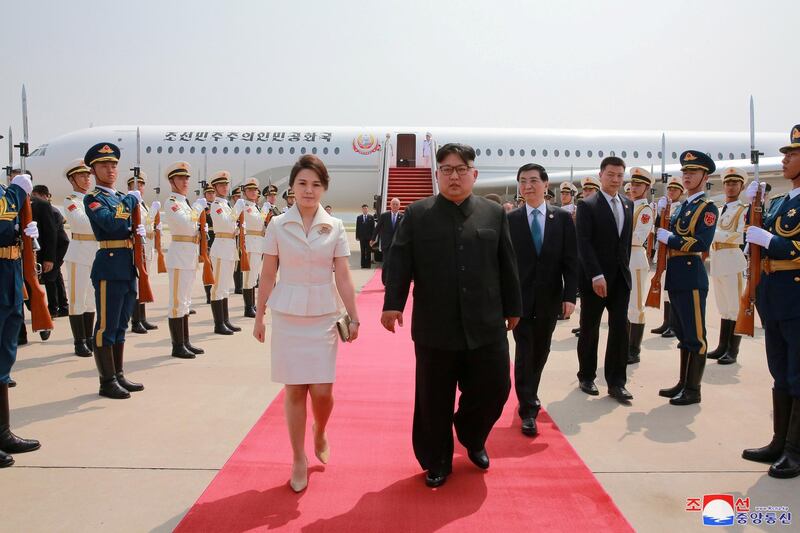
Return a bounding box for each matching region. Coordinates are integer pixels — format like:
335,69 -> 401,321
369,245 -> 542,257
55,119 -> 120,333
581,176 -> 600,199
242,178 -> 266,318
209,171 -> 244,334
283,188 -> 295,213
202,182 -> 216,304
127,172 -> 159,334
742,125 -> 800,478
162,162 -> 205,358
651,176 -> 685,338
626,168 -> 655,364
63,160 -> 97,357
230,186 -> 244,294
655,150 -> 718,405
560,181 -> 577,218
83,142 -> 146,399
263,184 -> 282,217
707,167 -> 748,365
0,173 -> 42,467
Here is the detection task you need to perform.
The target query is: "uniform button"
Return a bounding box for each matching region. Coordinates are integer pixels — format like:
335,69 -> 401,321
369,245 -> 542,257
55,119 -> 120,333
109,253 -> 114,257
795,277 -> 800,282
687,261 -> 691,265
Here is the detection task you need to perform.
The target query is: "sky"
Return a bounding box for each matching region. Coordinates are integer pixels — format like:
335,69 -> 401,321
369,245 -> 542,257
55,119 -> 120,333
1,0 -> 796,149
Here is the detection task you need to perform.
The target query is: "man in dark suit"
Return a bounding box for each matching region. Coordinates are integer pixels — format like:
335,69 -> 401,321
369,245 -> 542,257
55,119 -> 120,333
381,143 -> 521,488
371,197 -> 402,284
508,164 -> 577,436
355,204 -> 376,268
31,185 -> 69,317
575,156 -> 634,402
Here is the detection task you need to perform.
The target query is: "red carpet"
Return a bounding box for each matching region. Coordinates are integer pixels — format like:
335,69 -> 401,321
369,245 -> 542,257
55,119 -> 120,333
176,273 -> 632,532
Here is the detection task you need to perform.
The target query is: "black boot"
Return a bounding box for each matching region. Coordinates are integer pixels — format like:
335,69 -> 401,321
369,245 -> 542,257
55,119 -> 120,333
718,329 -> 741,365
83,312 -> 95,351
0,448 -> 12,467
707,319 -> 733,359
17,322 -> 27,346
651,302 -> 671,335
0,383 -> 40,455
168,317 -> 195,358
743,389 -> 792,463
659,349 -> 689,398
68,315 -> 92,357
204,285 -> 212,304
183,315 -> 204,355
670,351 -> 705,405
211,300 -> 233,335
113,343 -> 143,392
130,300 -> 147,334
242,289 -> 256,318
8,378 -> 15,388
223,298 -> 241,332
93,345 -> 130,399
769,397 -> 800,479
233,264 -> 243,294
627,322 -> 645,364
140,303 -> 158,330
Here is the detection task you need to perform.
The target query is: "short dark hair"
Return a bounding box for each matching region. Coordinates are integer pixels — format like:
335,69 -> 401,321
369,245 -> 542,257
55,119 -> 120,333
483,193 -> 503,205
600,156 -> 626,172
516,163 -> 548,182
361,203 -> 368,208
32,184 -> 50,195
289,155 -> 330,190
436,143 -> 475,164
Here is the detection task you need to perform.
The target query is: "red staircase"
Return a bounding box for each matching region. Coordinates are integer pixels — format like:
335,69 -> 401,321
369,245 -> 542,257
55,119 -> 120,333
385,167 -> 434,211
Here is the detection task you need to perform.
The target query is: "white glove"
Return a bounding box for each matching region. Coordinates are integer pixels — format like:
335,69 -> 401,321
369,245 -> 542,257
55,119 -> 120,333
192,198 -> 208,211
234,198 -> 246,214
150,200 -> 161,213
744,181 -> 767,203
135,224 -> 147,238
656,228 -> 673,244
23,221 -> 39,239
656,196 -> 668,212
746,226 -> 773,249
127,190 -> 143,203
155,223 -> 162,231
11,174 -> 33,195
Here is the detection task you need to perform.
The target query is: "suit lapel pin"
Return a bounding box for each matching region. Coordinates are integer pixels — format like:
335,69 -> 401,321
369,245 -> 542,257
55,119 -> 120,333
549,214 -> 554,219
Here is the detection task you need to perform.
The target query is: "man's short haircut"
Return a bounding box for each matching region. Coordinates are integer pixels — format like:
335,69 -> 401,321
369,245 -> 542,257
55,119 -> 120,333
516,163 -> 548,182
289,154 -> 330,190
600,156 -> 626,172
32,184 -> 49,195
436,143 -> 475,165
361,204 -> 368,208
483,193 -> 503,204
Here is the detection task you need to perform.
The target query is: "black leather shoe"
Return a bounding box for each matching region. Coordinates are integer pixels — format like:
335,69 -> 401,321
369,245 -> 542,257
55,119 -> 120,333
717,352 -> 737,365
467,448 -> 490,470
7,379 -> 15,388
571,327 -> 580,334
521,418 -> 538,437
189,309 -> 197,315
661,327 -> 676,338
0,449 -> 13,468
39,330 -> 51,341
425,470 -> 448,488
131,321 -> 147,334
609,386 -> 633,402
579,380 -> 599,396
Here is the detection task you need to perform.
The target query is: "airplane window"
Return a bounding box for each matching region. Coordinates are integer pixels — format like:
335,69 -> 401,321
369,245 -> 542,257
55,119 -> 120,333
256,147 -> 262,154
575,150 -> 580,157
157,147 -> 162,154
657,151 -> 662,159
201,147 -> 206,154
178,147 -> 185,154
542,149 -> 548,157
588,150 -> 593,157
565,150 -> 570,157
621,151 -> 627,158
168,147 -> 174,154
672,152 -> 677,159
530,149 -> 536,156
323,147 -> 329,155
647,151 -> 652,158
476,148 -> 481,156
484,148 -> 491,156
312,147 -> 317,154
509,149 -> 515,157
334,147 -> 340,155
300,147 -> 307,154
244,147 -> 250,154
289,147 -> 296,155
610,151 -> 615,156
728,152 -> 734,159
278,147 -> 284,154
633,151 -> 639,158
554,150 -> 559,157
498,149 -> 503,156
717,152 -> 723,160
223,147 -> 229,154
740,152 -> 746,159
146,146 -> 152,154
598,151 -> 603,157
268,147 -> 273,154
520,149 -> 525,157
212,147 -> 218,154
190,147 -> 195,154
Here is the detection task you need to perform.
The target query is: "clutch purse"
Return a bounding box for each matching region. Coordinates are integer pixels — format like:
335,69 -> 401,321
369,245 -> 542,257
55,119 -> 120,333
336,314 -> 352,342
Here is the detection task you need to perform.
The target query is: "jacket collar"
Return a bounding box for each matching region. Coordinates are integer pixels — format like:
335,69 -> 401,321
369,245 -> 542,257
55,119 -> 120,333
281,203 -> 336,244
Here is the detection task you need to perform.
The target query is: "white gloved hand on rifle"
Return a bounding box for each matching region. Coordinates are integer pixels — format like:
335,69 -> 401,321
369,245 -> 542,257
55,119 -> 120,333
656,227 -> 673,244
744,181 -> 767,203
155,223 -> 162,232
23,221 -> 39,239
656,196 -> 668,212
234,198 -> 246,214
11,174 -> 33,195
135,224 -> 147,238
150,200 -> 161,213
745,225 -> 773,249
127,190 -> 143,203
192,198 -> 208,211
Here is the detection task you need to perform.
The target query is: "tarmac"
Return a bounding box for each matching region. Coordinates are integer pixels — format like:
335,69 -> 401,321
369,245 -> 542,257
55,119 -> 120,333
2,230 -> 798,532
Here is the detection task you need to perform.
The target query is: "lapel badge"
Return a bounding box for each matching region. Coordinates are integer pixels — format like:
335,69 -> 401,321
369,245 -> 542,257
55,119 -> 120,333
788,208 -> 797,217
548,213 -> 554,219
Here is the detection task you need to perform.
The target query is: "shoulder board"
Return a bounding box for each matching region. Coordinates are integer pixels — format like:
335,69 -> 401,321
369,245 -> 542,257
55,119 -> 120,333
66,194 -> 76,200
769,193 -> 788,202
168,196 -> 177,202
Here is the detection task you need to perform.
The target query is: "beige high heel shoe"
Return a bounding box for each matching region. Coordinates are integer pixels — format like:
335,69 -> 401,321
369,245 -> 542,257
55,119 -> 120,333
289,456 -> 308,493
312,423 -> 330,464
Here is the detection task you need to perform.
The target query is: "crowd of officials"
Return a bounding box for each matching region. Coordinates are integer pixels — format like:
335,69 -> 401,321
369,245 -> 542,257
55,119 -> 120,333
1,129 -> 799,493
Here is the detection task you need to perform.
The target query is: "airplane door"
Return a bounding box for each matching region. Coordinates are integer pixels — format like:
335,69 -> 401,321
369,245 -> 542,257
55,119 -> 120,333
396,133 -> 416,167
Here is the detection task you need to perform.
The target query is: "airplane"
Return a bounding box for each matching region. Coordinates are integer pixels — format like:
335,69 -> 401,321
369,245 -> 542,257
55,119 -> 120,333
18,125 -> 787,220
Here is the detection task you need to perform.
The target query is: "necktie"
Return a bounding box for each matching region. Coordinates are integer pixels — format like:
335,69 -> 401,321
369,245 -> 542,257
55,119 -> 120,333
721,204 -> 728,215
611,196 -> 622,236
392,213 -> 396,227
530,209 -> 543,254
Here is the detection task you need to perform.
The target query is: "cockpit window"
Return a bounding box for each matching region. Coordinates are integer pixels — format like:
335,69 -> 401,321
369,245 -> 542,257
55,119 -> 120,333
29,144 -> 48,156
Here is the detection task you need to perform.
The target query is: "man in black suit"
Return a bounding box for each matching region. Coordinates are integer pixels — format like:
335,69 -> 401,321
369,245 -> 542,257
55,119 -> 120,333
371,197 -> 402,284
355,204 -> 376,268
575,156 -> 634,402
31,185 -> 69,317
381,143 -> 521,488
508,164 -> 577,436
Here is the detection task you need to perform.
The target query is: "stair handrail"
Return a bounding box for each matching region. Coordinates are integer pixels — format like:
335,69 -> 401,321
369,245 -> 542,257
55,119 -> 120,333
430,138 -> 439,196
377,135 -> 392,215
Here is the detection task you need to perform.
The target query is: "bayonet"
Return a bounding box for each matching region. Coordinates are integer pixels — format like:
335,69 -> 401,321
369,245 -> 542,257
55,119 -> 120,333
750,96 -> 762,185
4,127 -> 12,177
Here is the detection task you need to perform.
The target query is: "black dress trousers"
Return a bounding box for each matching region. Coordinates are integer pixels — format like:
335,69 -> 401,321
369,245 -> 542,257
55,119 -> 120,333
513,315 -> 558,419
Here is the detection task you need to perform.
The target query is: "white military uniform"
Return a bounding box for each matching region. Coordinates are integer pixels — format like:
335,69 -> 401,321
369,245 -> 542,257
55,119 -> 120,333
710,199 -> 748,320
163,192 -> 201,318
659,200 -> 683,304
628,198 -> 655,323
243,200 -> 267,289
140,201 -> 155,263
209,197 -> 243,300
64,191 -> 97,315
